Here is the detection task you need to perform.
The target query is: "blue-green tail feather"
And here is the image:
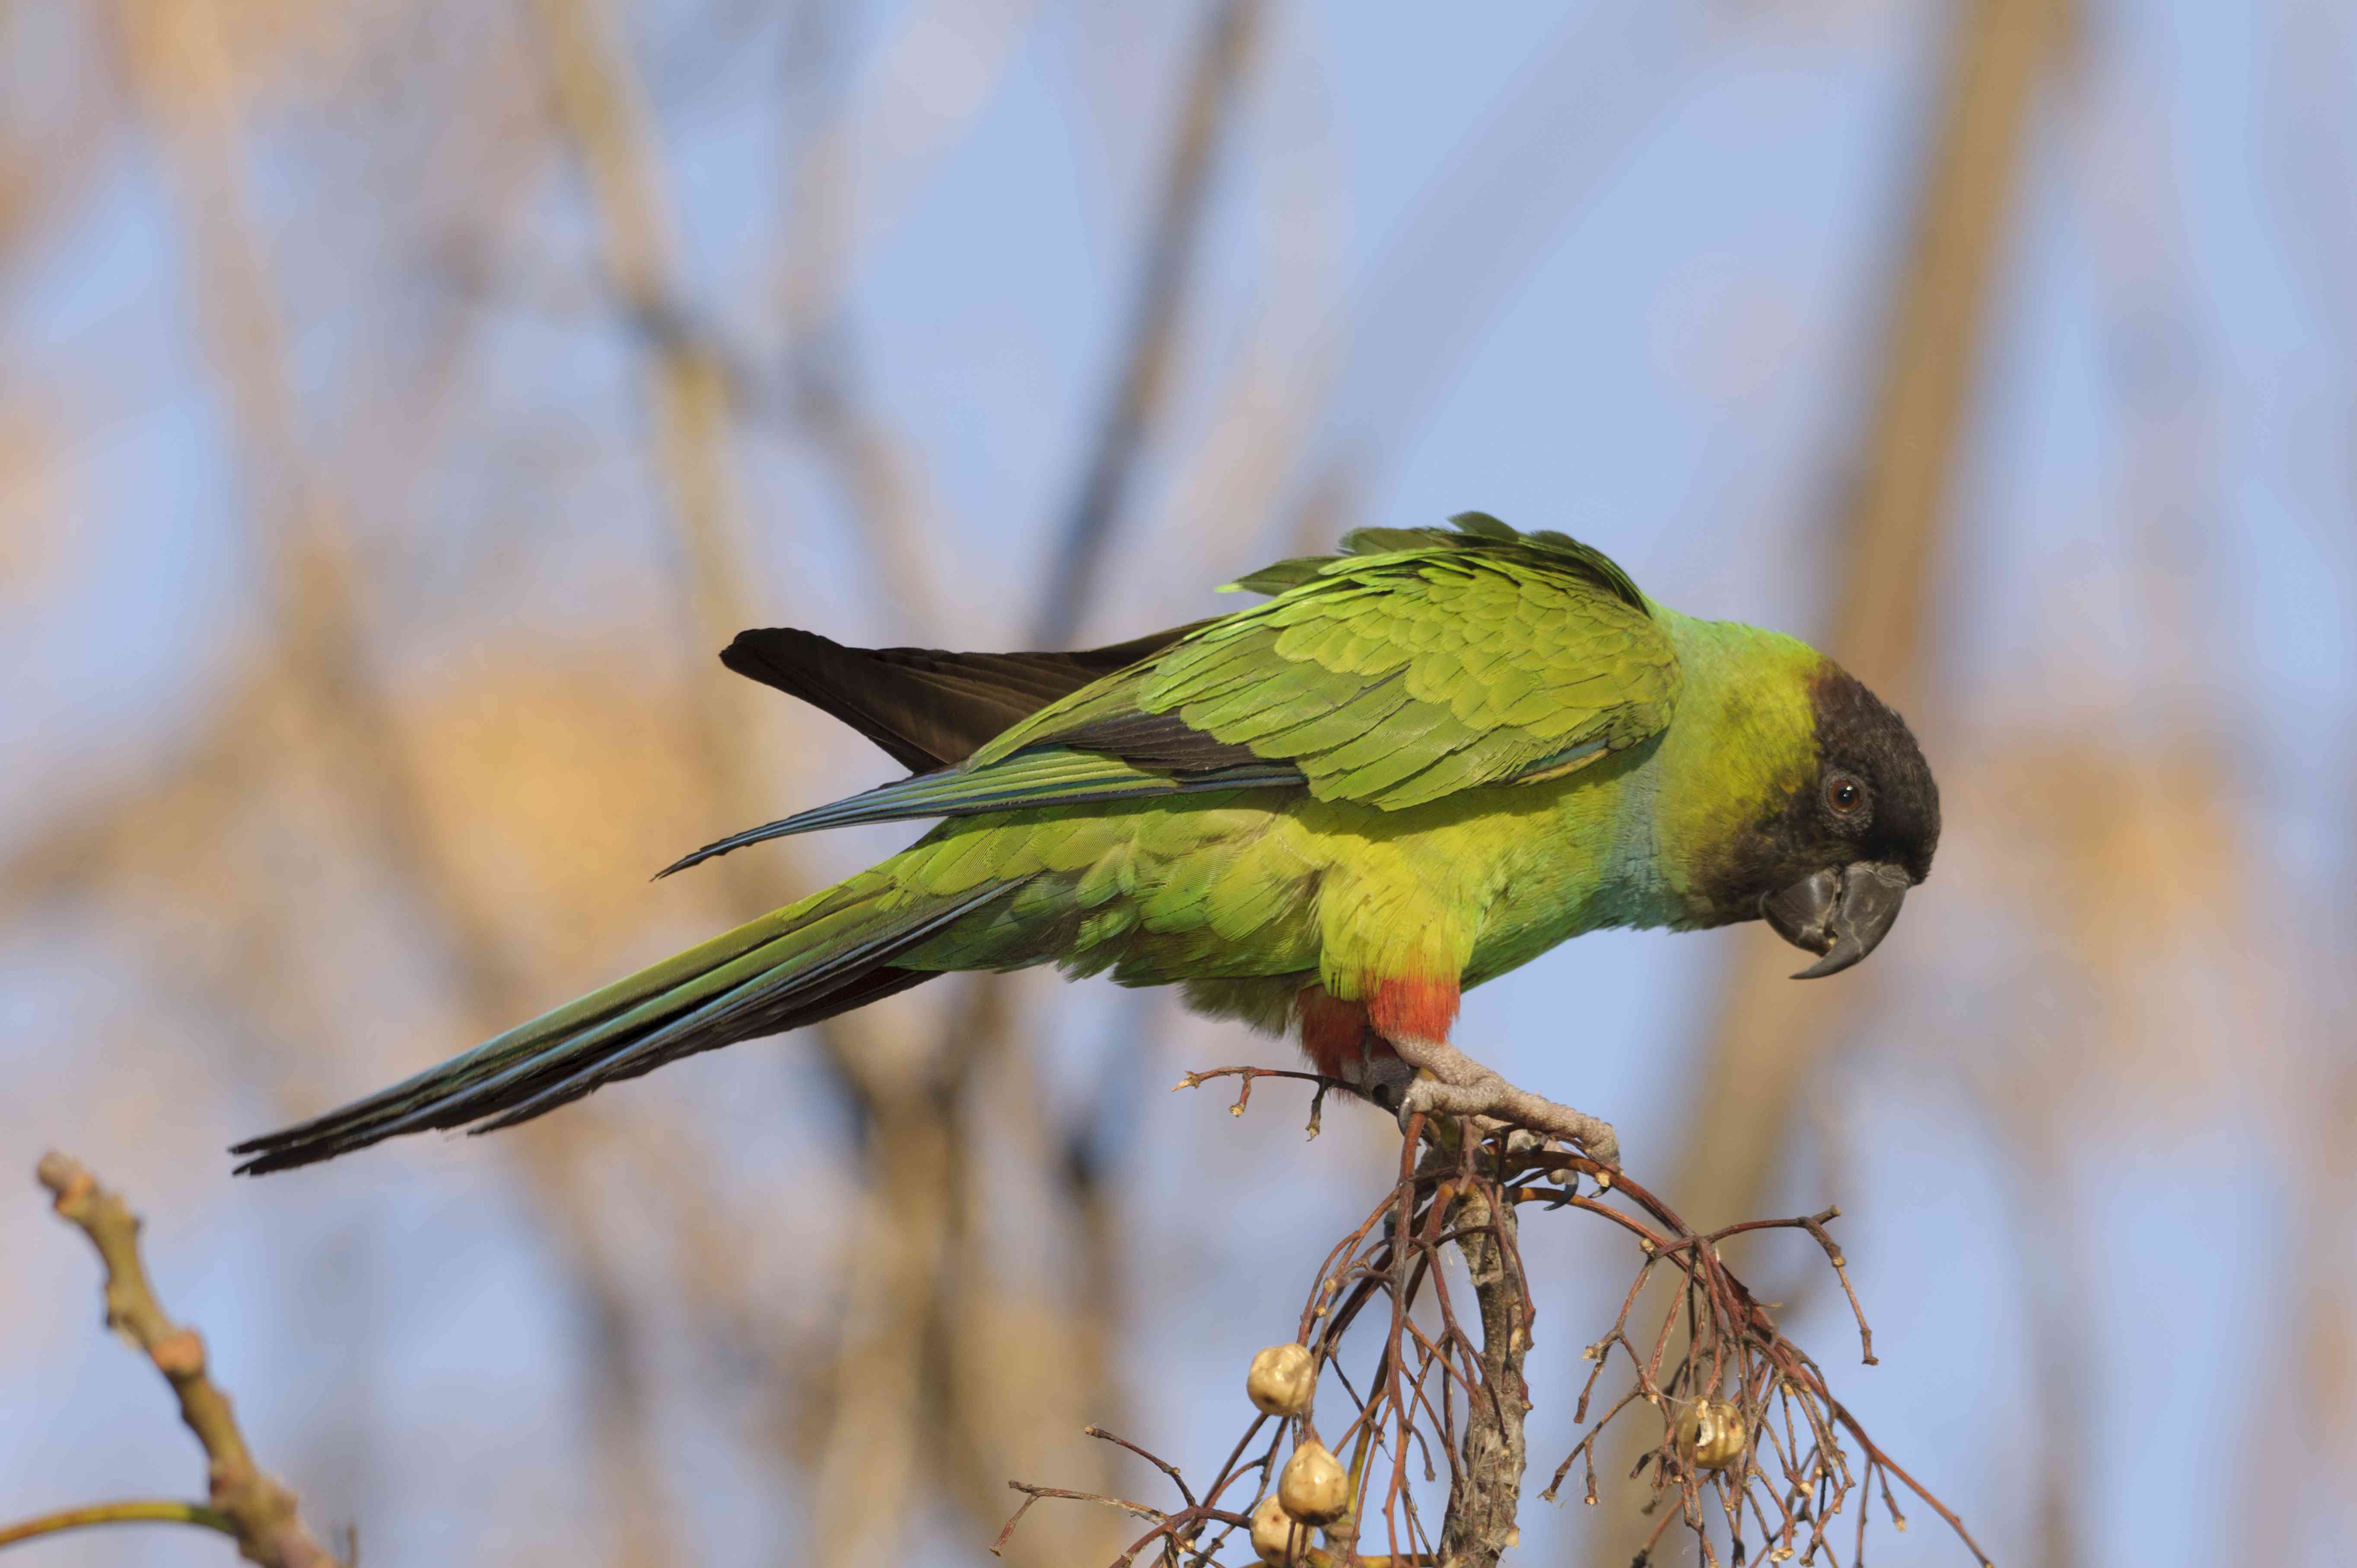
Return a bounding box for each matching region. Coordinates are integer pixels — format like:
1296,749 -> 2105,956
653,748 -> 1297,879
230,880 -> 1008,1174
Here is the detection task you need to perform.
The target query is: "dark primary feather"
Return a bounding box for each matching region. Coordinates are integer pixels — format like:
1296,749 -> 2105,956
720,623 -> 1205,772
1046,710 -> 1266,772
229,884 -> 1008,1173
654,750 -> 1302,877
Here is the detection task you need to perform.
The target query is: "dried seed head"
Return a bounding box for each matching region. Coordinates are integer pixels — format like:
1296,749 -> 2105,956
1278,1438 -> 1351,1524
1250,1495 -> 1304,1565
1247,1343 -> 1317,1417
1675,1397 -> 1746,1471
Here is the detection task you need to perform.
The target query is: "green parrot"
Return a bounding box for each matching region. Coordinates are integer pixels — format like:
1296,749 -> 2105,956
232,514 -> 1938,1174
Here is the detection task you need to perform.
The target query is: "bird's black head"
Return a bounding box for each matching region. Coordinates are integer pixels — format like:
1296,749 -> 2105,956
1751,666 -> 1941,979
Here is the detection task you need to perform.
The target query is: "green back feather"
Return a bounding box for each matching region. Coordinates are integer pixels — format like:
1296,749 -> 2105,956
976,512 -> 1681,810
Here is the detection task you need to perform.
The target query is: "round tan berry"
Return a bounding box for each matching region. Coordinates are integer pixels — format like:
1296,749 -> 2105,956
1278,1438 -> 1350,1524
1250,1494 -> 1304,1564
1247,1342 -> 1317,1417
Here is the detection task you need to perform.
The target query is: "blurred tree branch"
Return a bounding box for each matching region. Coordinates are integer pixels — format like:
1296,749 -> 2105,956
4,1154 -> 341,1567
11,5 -> 2286,1566
106,4 -> 692,1561
530,0 -> 779,913
1034,0 -> 1261,645
1672,0 -> 2068,1236
520,4 -> 1261,1563
779,6 -> 1261,1560
518,13 -> 996,1568
2250,7 -> 2357,1550
935,11 -> 1264,1557
0,12 -> 117,284
1590,1 -> 2066,1560
776,0 -> 952,637
1274,5 -> 1708,555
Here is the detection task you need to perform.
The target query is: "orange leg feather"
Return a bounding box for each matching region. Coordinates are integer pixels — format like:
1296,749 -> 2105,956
1297,975 -> 1461,1081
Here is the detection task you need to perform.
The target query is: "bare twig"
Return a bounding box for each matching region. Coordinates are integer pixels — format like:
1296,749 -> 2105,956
528,0 -> 779,922
1003,1075 -> 1986,1568
0,1500 -> 233,1551
12,1154 -> 340,1568
108,6 -> 690,1561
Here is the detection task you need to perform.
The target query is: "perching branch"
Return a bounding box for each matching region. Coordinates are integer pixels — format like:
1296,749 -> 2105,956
1435,1164 -> 1529,1568
5,1154 -> 342,1567
996,1074 -> 1989,1568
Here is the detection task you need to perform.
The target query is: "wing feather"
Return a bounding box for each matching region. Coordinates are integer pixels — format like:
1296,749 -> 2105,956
975,516 -> 1678,807
665,516 -> 1683,869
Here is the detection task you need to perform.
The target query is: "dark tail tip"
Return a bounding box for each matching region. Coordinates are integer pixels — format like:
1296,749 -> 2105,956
651,816 -> 802,881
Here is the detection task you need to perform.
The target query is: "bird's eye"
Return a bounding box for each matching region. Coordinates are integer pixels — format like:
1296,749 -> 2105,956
1826,774 -> 1864,814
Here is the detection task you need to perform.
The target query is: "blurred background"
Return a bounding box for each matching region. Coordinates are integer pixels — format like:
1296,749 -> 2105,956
3,0 -> 2352,1563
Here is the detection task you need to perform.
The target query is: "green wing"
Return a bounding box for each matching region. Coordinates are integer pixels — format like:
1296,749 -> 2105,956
662,514 -> 1680,871
979,513 -> 1680,804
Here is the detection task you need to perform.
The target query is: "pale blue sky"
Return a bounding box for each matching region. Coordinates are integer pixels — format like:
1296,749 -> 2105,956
5,2 -> 2353,1565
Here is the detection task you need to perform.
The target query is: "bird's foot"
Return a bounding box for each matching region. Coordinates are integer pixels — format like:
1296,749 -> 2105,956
1398,1070 -> 1620,1168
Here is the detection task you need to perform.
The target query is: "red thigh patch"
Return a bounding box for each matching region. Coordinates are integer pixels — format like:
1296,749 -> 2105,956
1297,987 -> 1394,1079
1367,975 -> 1460,1044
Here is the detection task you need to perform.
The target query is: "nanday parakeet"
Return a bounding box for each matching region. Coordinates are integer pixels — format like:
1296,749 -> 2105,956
232,514 -> 1939,1174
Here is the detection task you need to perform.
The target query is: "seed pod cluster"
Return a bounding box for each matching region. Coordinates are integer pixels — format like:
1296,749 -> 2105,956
1675,1397 -> 1746,1471
1250,1495 -> 1304,1565
1278,1438 -> 1350,1524
1246,1342 -> 1316,1417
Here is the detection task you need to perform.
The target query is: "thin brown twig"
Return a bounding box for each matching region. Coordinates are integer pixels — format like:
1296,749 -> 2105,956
1797,1209 -> 1878,1365
1086,1425 -> 1199,1509
1008,1069 -> 1988,1568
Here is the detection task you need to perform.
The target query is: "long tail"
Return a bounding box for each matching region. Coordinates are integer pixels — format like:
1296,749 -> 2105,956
230,875 -> 1010,1174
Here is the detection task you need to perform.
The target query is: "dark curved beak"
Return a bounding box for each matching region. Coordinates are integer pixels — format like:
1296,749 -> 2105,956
1760,862 -> 1912,979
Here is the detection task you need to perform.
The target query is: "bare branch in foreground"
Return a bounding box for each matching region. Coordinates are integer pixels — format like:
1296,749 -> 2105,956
6,1154 -> 342,1567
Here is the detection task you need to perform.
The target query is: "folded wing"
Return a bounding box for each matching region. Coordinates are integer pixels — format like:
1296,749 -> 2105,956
667,514 -> 1683,873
